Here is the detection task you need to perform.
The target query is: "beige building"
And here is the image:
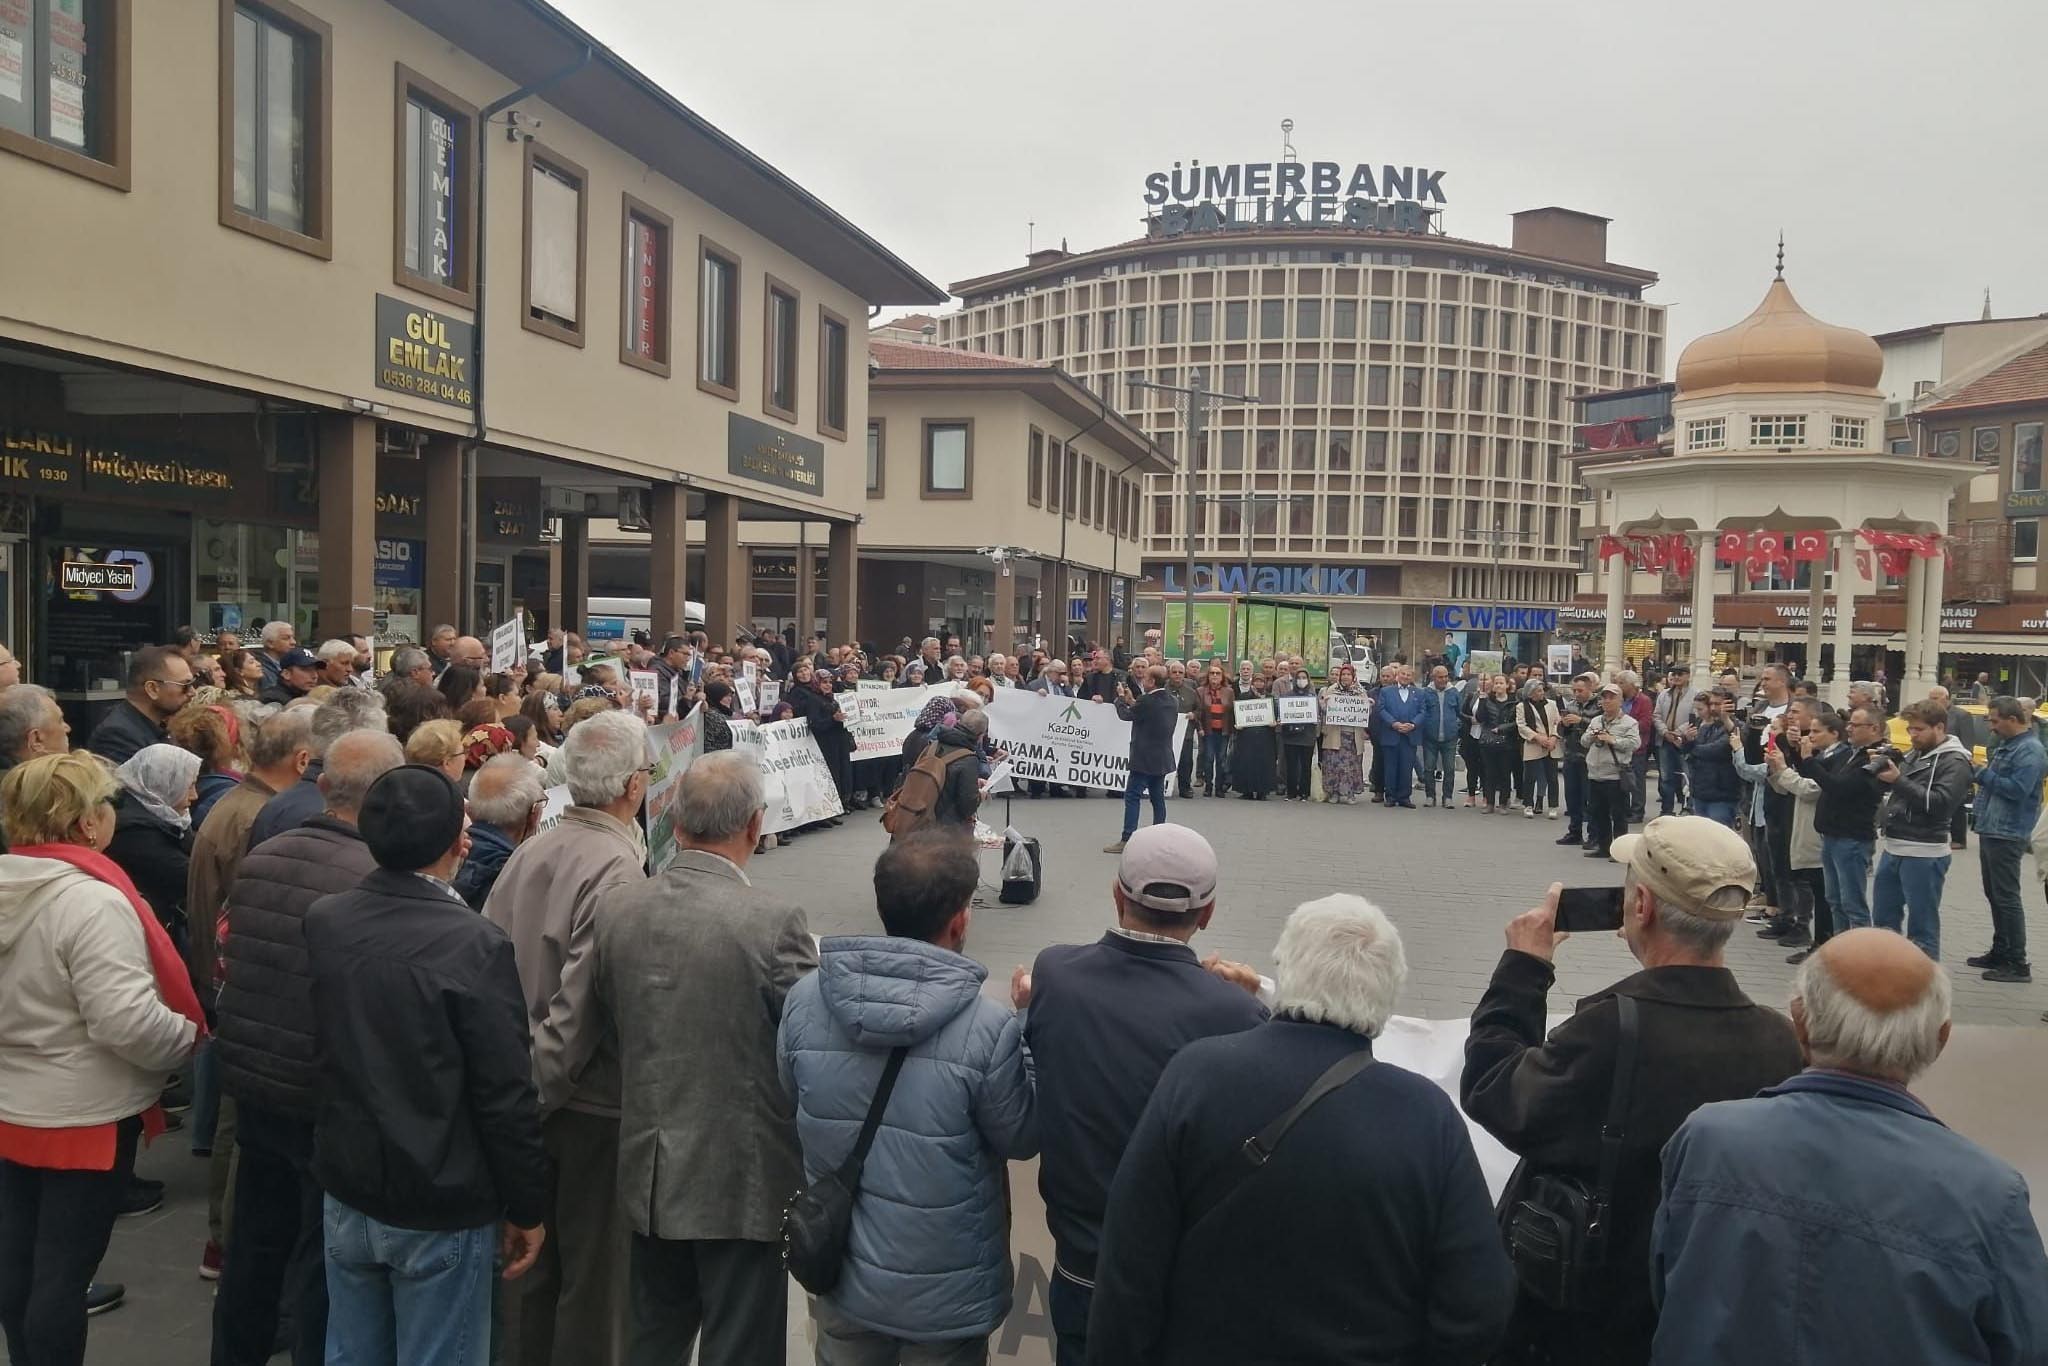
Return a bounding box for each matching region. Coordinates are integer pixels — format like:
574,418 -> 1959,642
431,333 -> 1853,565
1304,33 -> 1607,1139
0,0 -> 940,708
932,205 -> 1665,659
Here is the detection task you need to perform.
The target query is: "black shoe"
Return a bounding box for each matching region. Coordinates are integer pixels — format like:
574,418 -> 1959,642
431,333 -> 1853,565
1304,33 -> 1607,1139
85,1282 -> 125,1316
1776,925 -> 1812,949
824,817 -> 844,828
1757,920 -> 1792,940
1985,963 -> 2034,984
1583,847 -> 1610,859
1967,951 -> 2005,969
1785,948 -> 1814,966
1554,831 -> 1583,845
119,1179 -> 164,1217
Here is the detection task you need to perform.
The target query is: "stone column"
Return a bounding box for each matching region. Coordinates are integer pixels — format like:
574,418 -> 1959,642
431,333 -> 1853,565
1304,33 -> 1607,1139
1602,550 -> 1628,674
828,520 -> 858,647
1829,533 -> 1860,709
993,559 -> 1018,658
1804,559 -> 1827,686
1690,532 -> 1717,689
702,493 -> 745,648
649,483 -> 688,641
422,434 -> 464,636
1918,548 -> 1948,698
557,517 -> 589,643
1087,571 -> 1111,651
795,538 -> 815,646
1903,555 -> 1927,703
316,414 -> 376,640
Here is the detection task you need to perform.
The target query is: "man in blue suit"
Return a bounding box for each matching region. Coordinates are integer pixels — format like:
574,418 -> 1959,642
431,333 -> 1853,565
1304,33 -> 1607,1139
1374,663 -> 1426,808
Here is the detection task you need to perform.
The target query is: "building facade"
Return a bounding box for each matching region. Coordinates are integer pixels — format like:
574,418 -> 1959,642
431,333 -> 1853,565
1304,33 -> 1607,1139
0,0 -> 940,715
933,196 -> 1665,663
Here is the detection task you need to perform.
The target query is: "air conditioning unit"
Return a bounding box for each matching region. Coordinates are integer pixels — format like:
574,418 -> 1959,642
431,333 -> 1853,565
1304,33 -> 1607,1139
616,487 -> 652,533
376,426 -> 425,459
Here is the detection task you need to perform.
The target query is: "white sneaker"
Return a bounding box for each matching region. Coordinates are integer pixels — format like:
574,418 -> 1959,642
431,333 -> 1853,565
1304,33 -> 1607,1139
1523,806 -> 1535,819
1546,809 -> 1559,820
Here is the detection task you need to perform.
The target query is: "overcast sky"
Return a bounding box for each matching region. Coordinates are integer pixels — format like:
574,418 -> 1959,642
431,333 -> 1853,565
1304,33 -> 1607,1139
555,0 -> 2047,358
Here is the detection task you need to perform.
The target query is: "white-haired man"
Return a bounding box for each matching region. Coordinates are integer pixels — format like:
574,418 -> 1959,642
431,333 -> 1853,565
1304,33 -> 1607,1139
314,638 -> 357,690
455,753 -> 544,909
483,710 -> 651,1366
596,752 -> 816,1363
257,619 -> 298,690
1088,892 -> 1512,1365
1460,816 -> 1803,1366
1650,929 -> 2048,1363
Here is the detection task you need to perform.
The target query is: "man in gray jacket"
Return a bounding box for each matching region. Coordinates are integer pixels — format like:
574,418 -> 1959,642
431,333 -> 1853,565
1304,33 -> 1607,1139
483,710 -> 651,1366
595,752 -> 815,1366
780,832 -> 1038,1363
1582,682 -> 1641,858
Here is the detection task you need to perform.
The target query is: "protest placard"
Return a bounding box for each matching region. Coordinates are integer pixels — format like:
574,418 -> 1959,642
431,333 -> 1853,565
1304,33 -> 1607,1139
736,677 -> 757,716
489,617 -> 524,674
628,669 -> 659,716
1276,694 -> 1318,727
535,785 -> 572,835
856,678 -> 892,693
758,681 -> 780,715
846,683 -> 972,762
1547,643 -> 1574,678
1233,697 -> 1276,728
729,717 -> 844,833
983,690 -> 1188,794
1322,691 -> 1372,729
640,710 -> 706,873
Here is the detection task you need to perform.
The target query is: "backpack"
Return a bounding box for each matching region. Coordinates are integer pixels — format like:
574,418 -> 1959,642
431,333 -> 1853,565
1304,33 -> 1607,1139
881,746 -> 973,838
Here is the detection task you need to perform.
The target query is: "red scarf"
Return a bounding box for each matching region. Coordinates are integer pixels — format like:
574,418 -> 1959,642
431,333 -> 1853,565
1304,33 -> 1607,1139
14,843 -> 208,1035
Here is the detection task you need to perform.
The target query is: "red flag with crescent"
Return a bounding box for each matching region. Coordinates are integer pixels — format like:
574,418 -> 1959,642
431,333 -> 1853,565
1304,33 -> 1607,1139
1716,531 -> 1747,564
1789,530 -> 1827,562
1598,535 -> 1625,561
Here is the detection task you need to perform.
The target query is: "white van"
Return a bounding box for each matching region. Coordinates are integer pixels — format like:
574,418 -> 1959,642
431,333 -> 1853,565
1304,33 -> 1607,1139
581,597 -> 705,647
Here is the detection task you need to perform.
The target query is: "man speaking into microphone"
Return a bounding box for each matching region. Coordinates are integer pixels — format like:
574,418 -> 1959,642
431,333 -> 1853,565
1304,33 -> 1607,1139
1106,664 -> 1179,855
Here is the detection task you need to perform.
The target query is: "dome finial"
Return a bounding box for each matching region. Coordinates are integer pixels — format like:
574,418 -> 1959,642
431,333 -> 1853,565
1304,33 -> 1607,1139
1774,230 -> 1785,281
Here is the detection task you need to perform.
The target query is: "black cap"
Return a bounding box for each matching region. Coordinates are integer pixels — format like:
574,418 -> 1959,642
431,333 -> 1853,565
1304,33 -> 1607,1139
358,764 -> 466,872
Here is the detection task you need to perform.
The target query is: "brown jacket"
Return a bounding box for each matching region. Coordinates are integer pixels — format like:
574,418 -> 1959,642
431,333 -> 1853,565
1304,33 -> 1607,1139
185,773 -> 275,1001
482,805 -> 647,1117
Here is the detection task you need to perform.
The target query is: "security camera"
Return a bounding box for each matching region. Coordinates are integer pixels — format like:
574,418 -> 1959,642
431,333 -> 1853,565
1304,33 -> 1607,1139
867,353 -> 881,376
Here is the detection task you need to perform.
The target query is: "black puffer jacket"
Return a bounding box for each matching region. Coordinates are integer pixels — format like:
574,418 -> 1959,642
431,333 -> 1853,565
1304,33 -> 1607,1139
215,816 -> 378,1118
1473,695 -> 1519,747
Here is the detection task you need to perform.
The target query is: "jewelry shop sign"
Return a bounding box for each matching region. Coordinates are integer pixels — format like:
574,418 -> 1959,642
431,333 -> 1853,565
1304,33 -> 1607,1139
374,294 -> 474,407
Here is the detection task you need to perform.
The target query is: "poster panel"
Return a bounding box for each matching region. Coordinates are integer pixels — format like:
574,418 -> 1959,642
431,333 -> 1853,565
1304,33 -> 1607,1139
1274,605 -> 1303,661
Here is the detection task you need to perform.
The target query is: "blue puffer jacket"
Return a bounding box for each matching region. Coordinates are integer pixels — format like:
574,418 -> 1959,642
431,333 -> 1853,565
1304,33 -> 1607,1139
779,936 -> 1037,1342
1974,728 -> 2045,842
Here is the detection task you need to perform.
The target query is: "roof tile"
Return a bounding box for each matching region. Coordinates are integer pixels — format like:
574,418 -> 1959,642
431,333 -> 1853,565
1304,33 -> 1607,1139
867,339 -> 1037,371
1923,340 -> 2048,413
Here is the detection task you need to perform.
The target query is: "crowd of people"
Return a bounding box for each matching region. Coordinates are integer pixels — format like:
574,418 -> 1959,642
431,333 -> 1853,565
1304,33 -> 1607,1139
0,617 -> 2042,1366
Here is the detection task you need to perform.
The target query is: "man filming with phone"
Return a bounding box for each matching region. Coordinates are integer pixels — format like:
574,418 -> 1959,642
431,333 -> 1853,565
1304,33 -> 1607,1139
1460,816 -> 1803,1365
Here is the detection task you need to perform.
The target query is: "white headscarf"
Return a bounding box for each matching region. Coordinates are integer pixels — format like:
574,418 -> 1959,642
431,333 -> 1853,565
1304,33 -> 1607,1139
118,744 -> 202,833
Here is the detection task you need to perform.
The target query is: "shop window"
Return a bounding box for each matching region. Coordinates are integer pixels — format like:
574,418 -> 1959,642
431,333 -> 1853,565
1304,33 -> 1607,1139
394,66 -> 476,306
2015,520 -> 2039,562
762,277 -> 800,422
818,307 -> 849,439
697,237 -> 740,399
521,142 -> 586,344
923,420 -> 971,498
221,0 -> 330,255
866,419 -> 884,497
619,195 -> 671,375
0,0 -> 129,188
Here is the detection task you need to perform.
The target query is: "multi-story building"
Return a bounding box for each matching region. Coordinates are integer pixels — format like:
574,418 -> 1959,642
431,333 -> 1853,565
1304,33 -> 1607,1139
934,195 -> 1665,662
0,0 -> 941,716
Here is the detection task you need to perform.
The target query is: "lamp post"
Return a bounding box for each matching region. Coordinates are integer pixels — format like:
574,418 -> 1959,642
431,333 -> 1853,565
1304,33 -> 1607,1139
1127,370 -> 1253,664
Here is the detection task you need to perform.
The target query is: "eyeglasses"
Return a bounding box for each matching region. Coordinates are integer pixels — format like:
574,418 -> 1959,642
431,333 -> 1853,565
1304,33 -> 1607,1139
153,676 -> 195,693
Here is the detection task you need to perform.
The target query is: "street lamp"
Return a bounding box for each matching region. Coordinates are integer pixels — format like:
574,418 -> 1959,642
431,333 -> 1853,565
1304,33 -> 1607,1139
1126,370 -> 1254,664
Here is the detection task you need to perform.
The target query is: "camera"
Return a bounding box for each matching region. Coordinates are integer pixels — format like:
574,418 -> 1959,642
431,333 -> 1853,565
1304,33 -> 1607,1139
1862,745 -> 1904,773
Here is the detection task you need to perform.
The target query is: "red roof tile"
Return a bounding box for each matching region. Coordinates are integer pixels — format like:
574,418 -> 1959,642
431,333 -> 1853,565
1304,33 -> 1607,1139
867,339 -> 1036,371
1923,340 -> 2048,414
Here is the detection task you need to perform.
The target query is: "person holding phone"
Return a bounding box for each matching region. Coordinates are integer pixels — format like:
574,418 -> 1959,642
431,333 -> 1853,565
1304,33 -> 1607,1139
1581,684 -> 1641,858
1460,817 -> 1803,1366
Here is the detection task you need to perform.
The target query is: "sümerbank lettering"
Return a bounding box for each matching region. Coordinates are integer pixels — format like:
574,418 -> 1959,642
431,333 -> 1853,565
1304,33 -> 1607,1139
1142,159 -> 1447,238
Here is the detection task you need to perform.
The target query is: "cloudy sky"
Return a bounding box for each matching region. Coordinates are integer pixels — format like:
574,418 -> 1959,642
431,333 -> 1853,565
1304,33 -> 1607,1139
554,0 -> 2046,356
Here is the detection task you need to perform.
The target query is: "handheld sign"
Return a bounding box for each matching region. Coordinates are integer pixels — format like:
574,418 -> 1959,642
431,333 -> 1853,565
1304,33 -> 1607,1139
1276,694 -> 1319,727
1323,691 -> 1372,729
489,618 -> 524,674
1234,697 -> 1276,728
628,669 -> 659,715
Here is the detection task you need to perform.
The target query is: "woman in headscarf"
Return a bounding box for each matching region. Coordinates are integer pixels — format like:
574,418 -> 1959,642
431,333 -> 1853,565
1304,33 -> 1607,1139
460,723 -> 517,793
898,659 -> 926,690
0,753 -> 202,1366
700,678 -> 737,753
1275,667 -> 1319,801
106,744 -> 202,942
1228,673 -> 1277,801
902,692 -> 961,769
1318,662 -> 1372,804
168,704 -> 243,831
794,661 -> 854,817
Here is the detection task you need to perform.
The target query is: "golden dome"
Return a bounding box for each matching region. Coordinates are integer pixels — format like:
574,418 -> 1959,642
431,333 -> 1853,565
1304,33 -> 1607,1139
1674,277 -> 1883,397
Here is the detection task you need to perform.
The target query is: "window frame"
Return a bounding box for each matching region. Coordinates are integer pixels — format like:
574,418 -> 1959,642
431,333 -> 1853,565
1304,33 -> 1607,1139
865,418 -> 885,499
391,64 -> 477,307
1685,417 -> 1726,452
1828,415 -> 1867,450
217,0 -> 331,258
0,0 -> 132,190
761,274 -> 801,424
816,305 -> 850,441
920,418 -> 973,500
519,139 -> 587,347
1026,427 -> 1043,507
616,192 -> 672,376
1751,413 -> 1806,447
695,234 -> 742,401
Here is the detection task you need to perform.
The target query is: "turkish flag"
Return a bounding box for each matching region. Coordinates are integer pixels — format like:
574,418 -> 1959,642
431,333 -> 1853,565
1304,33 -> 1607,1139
1855,549 -> 1873,581
1635,537 -> 1668,572
1753,531 -> 1790,567
1716,531 -> 1748,564
1878,548 -> 1911,578
1789,530 -> 1827,562
1670,536 -> 1697,577
1598,535 -> 1625,561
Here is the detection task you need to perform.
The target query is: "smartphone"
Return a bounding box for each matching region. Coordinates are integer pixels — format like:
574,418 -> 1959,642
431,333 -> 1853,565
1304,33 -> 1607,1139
1555,886 -> 1627,934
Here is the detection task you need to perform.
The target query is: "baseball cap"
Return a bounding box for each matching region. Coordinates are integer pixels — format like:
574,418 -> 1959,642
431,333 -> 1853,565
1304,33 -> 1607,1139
1609,815 -> 1756,922
279,648 -> 320,671
359,764 -> 467,872
1116,824 -> 1218,915
1599,682 -> 1622,697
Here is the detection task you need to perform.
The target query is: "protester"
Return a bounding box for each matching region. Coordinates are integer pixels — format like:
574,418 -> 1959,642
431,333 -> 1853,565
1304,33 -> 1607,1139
218,649 -> 263,700
1650,663 -> 1696,817
778,832 -> 1037,1361
313,639 -> 356,691
1417,663 -> 1462,810
1373,663 -> 1424,807
1014,825 -> 1267,1364
1473,673 -> 1519,814
211,728 -> 403,1366
1870,698 -> 1973,960
1555,674 -> 1593,844
1969,695 -> 2046,982
247,690 -> 389,847
1089,894 -> 1514,1366
88,644 -> 195,764
168,703 -> 243,830
1515,678 -> 1561,819
454,753 -> 544,910
1315,662 -> 1369,804
1163,660 -> 1200,797
1617,669 -> 1654,822
483,709 -> 651,1366
404,716 -> 467,784
596,752 -> 814,1363
1228,673 -> 1277,801
1676,686 -> 1739,827
1461,816 -> 1803,1365
255,621 -> 297,691
1581,682 -> 1640,856
257,648 -> 320,707
1194,664 -> 1235,797
1106,664 -> 1177,853
0,752 -> 203,1366
1766,718 -> 1831,964
304,765 -> 549,1362
1650,929 -> 2048,1363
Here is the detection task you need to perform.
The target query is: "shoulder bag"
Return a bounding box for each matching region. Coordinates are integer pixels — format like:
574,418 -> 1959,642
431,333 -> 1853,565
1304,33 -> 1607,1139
1242,1048 -> 1374,1168
1504,993 -> 1639,1311
782,1045 -> 908,1294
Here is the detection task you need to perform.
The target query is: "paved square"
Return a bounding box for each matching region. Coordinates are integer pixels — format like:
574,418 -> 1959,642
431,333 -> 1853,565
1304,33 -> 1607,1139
76,786 -> 2048,1365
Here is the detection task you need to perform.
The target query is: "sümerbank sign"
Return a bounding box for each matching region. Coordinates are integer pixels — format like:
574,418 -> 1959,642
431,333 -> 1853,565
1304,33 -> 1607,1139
1144,160 -> 1447,237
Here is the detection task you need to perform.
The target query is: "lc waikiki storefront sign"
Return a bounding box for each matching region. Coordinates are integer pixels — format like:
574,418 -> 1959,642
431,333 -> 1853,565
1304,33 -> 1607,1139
1157,562 -> 1382,596
1143,159 -> 1447,238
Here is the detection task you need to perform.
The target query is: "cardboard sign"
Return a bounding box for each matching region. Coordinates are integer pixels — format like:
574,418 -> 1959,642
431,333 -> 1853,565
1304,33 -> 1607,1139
759,681 -> 781,715
1322,691 -> 1372,729
1233,697 -> 1276,728
489,617 -> 524,674
1276,694 -> 1319,727
628,669 -> 660,715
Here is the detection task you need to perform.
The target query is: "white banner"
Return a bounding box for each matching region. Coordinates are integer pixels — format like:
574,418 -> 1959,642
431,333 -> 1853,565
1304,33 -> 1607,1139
984,690 -> 1188,794
534,786 -> 573,835
734,717 -> 844,834
1234,697 -> 1275,728
641,710 -> 707,874
1276,695 -> 1318,727
847,682 -> 972,763
1322,691 -> 1372,729
489,617 -> 524,674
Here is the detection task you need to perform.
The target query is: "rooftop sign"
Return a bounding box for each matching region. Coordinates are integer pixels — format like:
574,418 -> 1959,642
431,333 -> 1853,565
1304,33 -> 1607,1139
1143,160 -> 1446,238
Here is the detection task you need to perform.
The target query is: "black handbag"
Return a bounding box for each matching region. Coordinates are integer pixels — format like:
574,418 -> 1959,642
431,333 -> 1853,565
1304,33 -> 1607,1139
1504,994 -> 1639,1311
781,1046 -> 908,1295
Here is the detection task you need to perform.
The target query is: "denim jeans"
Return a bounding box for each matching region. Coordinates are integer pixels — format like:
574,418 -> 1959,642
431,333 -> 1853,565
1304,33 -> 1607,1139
322,1197 -> 494,1366
1656,741 -> 1688,815
1562,762 -> 1588,833
1872,851 -> 1948,959
1198,732 -> 1229,791
1418,738 -> 1459,801
1820,835 -> 1874,930
1691,798 -> 1737,829
1048,1270 -> 1092,1366
1981,835 -> 2029,964
1121,771 -> 1167,841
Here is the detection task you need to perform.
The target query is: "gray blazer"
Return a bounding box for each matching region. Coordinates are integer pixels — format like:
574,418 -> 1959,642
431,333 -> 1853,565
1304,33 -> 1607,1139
594,849 -> 817,1243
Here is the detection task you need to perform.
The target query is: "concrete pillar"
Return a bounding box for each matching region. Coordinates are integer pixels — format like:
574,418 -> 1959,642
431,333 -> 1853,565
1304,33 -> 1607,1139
795,538 -> 815,645
649,483 -> 688,642
1602,551 -> 1628,675
993,559 -> 1018,657
702,493 -> 745,648
1919,548 -> 1947,697
1085,570 -> 1110,651
317,414 -> 376,641
1690,533 -> 1717,689
828,520 -> 858,647
422,434 -> 463,637
558,517 -> 589,642
1829,533 -> 1860,709
1903,555 -> 1927,703
1804,559 -> 1827,685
